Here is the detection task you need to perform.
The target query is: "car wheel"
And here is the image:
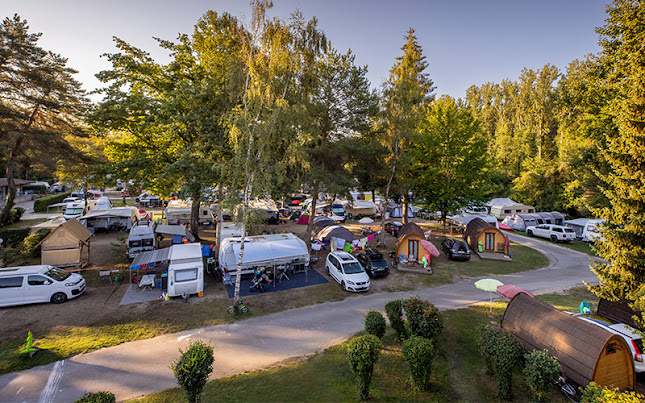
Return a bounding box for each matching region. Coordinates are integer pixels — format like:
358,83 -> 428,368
51,292 -> 67,304
448,252 -> 453,260
550,235 -> 558,243
341,281 -> 347,291
326,265 -> 330,275
527,230 -> 533,237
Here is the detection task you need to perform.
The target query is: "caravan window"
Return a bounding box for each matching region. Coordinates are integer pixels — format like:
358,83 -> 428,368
175,268 -> 198,282
0,276 -> 23,288
142,239 -> 154,247
129,240 -> 142,247
504,209 -> 511,214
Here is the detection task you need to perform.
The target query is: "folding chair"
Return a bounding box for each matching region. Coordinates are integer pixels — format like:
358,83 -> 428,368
99,270 -> 112,284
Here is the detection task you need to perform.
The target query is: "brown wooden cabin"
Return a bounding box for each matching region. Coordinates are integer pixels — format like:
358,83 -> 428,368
395,222 -> 430,263
463,217 -> 509,255
502,293 -> 635,390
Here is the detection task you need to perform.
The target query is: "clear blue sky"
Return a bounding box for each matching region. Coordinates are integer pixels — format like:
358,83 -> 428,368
3,1 -> 610,101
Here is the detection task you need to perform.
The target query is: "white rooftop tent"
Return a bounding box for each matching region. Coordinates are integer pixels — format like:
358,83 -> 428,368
485,198 -> 517,207
449,214 -> 499,228
219,233 -> 309,276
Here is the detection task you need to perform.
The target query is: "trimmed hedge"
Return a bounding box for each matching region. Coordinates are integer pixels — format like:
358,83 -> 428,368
33,191 -> 71,212
75,391 -> 116,403
364,311 -> 386,338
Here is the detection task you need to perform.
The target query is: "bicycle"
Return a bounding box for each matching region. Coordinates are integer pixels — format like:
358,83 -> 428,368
555,373 -> 581,402
227,298 -> 249,314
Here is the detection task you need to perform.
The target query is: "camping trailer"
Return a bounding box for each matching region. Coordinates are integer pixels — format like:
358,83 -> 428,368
78,207 -> 139,231
344,200 -> 377,218
165,200 -> 214,225
219,233 -> 309,276
564,218 -> 606,242
167,243 -> 204,298
490,203 -> 535,220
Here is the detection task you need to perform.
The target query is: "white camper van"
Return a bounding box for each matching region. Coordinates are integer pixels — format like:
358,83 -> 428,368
0,265 -> 86,307
63,200 -> 97,219
167,243 -> 204,298
127,221 -> 157,259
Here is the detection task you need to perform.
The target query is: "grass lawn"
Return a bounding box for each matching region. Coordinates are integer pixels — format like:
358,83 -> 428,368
0,218 -> 47,230
513,230 -> 596,256
134,287 -> 597,403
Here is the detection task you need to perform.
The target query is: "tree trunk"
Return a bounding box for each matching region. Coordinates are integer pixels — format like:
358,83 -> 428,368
304,180 -> 319,249
402,194 -> 409,225
234,170 -> 254,308
381,135 -> 400,245
215,184 -> 223,259
190,187 -> 201,241
0,135 -> 24,226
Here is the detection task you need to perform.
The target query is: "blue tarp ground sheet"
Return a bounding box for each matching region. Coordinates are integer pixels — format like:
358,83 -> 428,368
224,269 -> 329,298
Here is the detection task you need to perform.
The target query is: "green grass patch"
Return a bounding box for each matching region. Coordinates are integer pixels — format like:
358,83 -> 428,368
451,243 -> 548,279
134,294 -> 589,403
0,218 -> 47,230
536,286 -> 599,312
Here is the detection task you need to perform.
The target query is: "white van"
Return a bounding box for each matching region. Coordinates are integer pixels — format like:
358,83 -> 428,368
127,221 -> 157,259
63,200 -> 97,219
0,265 -> 86,307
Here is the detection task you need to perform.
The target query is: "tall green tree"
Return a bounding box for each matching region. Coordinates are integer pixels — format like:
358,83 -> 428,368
0,15 -> 87,225
412,96 -> 489,231
381,28 -> 434,239
90,11 -> 243,239
227,0 -> 302,306
589,0 -> 645,326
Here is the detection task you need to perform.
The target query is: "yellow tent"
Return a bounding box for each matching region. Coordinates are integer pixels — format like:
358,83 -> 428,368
41,219 -> 92,266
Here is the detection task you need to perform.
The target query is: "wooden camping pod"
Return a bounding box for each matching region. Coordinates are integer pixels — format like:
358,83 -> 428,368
501,293 -> 634,390
463,217 -> 509,255
395,222 -> 430,263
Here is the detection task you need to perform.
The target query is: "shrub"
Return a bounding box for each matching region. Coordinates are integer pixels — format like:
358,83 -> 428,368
581,381 -> 645,403
347,334 -> 382,400
33,191 -> 71,212
523,349 -> 560,402
364,311 -> 386,338
402,335 -> 436,391
22,229 -> 50,257
476,325 -> 496,375
403,296 -> 443,341
5,207 -> 25,224
75,391 -> 116,403
170,340 -> 214,403
478,325 -> 523,400
0,228 -> 31,247
385,298 -> 407,340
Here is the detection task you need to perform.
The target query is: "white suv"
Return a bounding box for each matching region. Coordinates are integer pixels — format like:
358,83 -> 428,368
325,251 -> 370,292
526,224 -> 576,242
576,314 -> 644,373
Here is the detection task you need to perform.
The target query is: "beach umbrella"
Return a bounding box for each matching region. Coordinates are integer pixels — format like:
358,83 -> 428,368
475,278 -> 504,313
496,284 -> 534,299
358,217 -> 374,224
292,200 -> 301,205
420,239 -> 440,257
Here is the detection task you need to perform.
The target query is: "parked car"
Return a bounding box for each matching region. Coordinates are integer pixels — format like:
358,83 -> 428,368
0,265 -> 86,307
526,224 -> 576,242
385,221 -> 404,237
575,314 -> 644,373
356,248 -> 390,278
440,237 -> 471,261
325,251 -> 370,292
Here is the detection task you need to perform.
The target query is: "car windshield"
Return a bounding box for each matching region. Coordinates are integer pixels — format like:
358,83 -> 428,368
66,208 -> 83,215
371,259 -> 388,268
332,207 -> 344,214
587,224 -> 597,231
342,262 -> 364,274
45,268 -> 71,281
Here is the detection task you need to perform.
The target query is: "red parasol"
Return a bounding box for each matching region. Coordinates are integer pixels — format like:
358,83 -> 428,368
420,239 -> 440,257
499,223 -> 514,231
497,284 -> 535,299
292,200 -> 301,205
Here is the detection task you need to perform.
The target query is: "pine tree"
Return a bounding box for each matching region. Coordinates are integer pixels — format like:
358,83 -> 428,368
0,15 -> 86,225
590,0 -> 645,326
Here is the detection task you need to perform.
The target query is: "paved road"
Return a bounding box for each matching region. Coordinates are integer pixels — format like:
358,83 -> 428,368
0,235 -> 600,403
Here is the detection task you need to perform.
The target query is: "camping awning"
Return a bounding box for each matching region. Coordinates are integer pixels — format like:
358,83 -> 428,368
155,224 -> 195,242
130,248 -> 171,270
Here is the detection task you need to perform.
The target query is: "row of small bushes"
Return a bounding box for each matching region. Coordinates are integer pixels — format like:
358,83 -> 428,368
349,296 -> 443,400
33,191 -> 71,212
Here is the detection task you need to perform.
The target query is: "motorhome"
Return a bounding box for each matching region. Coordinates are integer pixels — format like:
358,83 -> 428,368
564,218 -> 606,242
0,265 -> 86,307
165,200 -> 214,225
127,221 -> 157,259
490,203 -> 535,220
63,200 -> 97,220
